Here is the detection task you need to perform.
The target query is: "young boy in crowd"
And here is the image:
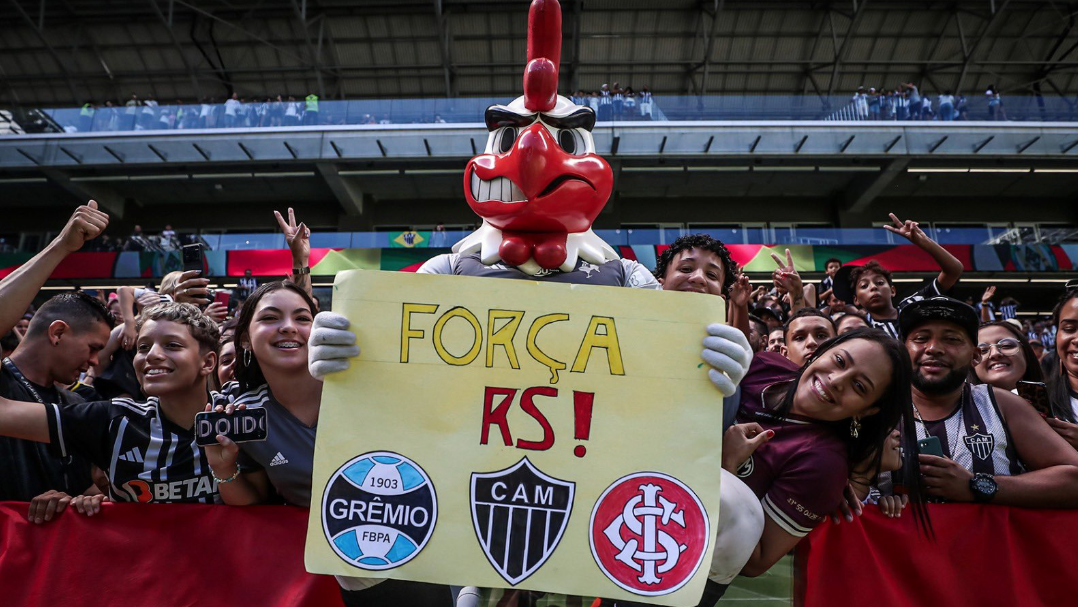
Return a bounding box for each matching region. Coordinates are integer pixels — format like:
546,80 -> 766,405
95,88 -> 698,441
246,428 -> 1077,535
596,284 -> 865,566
0,303 -> 222,506
851,213 -> 964,339
0,201 -> 111,510
781,308 -> 837,366
653,233 -> 738,297
818,257 -> 842,305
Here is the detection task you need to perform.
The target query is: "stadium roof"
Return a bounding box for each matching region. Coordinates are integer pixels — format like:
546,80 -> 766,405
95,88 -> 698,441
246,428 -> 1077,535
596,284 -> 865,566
3,0 -> 1078,107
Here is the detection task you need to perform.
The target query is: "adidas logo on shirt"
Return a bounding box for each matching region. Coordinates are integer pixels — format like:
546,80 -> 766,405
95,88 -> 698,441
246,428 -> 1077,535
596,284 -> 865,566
270,452 -> 289,466
118,447 -> 144,463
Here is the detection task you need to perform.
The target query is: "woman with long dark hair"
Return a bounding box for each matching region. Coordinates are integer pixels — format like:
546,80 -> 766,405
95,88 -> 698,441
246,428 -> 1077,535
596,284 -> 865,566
592,327 -> 928,606
1045,288 -> 1078,447
722,327 -> 929,579
204,281 -> 450,606
972,321 -> 1044,392
205,281 -> 320,505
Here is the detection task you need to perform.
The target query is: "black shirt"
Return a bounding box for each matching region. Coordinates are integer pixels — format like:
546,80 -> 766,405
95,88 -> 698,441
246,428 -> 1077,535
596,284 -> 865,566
45,397 -> 221,504
0,361 -> 94,501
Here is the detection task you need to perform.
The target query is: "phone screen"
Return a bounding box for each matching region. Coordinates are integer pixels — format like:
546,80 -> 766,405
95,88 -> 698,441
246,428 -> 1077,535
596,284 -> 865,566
917,436 -> 945,457
182,244 -> 204,274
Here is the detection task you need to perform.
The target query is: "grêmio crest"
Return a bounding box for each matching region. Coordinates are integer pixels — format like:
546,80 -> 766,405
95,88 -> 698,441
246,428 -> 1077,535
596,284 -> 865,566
470,457 -> 574,585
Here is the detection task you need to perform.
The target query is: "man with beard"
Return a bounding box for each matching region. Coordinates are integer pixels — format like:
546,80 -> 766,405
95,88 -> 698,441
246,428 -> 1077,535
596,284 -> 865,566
900,297 -> 1078,507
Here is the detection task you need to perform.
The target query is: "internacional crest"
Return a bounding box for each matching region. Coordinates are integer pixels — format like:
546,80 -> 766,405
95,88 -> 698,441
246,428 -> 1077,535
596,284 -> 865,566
470,457 -> 575,585
589,472 -> 709,596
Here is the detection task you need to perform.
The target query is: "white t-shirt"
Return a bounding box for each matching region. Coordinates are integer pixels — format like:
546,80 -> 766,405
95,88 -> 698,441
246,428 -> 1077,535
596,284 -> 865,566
224,98 -> 241,117
939,94 -> 955,106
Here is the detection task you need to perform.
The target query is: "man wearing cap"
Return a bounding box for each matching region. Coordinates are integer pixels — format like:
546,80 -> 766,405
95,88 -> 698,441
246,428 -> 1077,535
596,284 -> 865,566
900,297 -> 1078,507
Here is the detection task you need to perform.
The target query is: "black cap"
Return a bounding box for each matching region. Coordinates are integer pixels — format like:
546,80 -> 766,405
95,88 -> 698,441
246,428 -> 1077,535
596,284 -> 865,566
754,306 -> 784,325
899,297 -> 979,343
831,265 -> 857,304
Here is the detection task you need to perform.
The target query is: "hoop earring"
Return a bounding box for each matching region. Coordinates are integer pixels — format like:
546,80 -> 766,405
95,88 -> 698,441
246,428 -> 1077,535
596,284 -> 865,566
850,417 -> 861,439
243,349 -> 252,367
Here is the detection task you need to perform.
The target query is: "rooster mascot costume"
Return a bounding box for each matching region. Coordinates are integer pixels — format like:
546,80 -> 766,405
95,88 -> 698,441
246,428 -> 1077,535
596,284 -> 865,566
309,1 -> 762,605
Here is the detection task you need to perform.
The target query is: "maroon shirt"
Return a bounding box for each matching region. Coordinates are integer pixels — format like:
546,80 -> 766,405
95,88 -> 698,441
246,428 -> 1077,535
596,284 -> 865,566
734,352 -> 849,537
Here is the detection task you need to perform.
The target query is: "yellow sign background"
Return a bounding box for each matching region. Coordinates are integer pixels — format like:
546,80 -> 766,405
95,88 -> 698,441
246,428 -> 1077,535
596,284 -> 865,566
306,270 -> 726,606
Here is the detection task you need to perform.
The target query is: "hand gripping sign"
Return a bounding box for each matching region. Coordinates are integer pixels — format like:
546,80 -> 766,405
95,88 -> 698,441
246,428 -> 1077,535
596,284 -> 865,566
305,271 -> 726,606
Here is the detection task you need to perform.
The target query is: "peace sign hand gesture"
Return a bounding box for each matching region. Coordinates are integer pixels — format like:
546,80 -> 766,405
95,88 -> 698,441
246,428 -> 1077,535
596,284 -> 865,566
770,248 -> 803,295
274,207 -> 310,264
883,213 -> 929,245
727,274 -> 752,308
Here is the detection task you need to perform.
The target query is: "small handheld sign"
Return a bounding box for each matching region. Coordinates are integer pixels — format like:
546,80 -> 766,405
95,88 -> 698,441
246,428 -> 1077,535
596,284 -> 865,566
194,408 -> 269,447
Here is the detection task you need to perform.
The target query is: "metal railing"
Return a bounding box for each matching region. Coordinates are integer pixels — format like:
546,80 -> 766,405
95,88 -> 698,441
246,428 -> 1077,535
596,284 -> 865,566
0,226 -> 1066,255
5,93 -> 1078,135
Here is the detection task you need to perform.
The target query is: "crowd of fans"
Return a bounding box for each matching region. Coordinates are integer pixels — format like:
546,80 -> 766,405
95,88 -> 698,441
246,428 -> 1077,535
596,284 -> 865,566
847,83 -> 1009,121
570,83 -> 656,121
74,92 -> 328,132
79,223 -> 192,252
66,84 -> 660,133
1,200 -> 1077,606
58,82 -> 1028,134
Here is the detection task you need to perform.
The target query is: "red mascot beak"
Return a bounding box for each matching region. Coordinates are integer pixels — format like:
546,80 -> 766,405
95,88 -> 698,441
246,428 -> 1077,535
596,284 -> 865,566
465,123 -> 613,236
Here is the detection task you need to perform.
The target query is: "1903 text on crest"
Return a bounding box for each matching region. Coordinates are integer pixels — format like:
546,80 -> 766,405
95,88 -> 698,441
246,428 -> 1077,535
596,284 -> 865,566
470,458 -> 575,585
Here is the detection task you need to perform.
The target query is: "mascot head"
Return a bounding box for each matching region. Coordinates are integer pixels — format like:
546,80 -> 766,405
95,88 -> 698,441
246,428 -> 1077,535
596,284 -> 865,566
454,0 -> 617,276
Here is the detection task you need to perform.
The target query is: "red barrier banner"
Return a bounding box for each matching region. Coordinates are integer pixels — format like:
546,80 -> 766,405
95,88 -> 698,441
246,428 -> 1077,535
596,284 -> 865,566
795,504 -> 1078,607
0,502 -> 343,607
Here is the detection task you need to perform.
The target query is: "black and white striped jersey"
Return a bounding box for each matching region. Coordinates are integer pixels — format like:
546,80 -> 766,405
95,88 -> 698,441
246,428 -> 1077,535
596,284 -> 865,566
999,303 -> 1018,320
866,278 -> 945,340
44,397 -> 221,504
918,383 -> 1023,477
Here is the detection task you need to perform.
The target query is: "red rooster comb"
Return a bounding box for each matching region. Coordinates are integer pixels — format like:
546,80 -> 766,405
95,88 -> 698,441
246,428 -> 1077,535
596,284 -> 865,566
523,0 -> 562,112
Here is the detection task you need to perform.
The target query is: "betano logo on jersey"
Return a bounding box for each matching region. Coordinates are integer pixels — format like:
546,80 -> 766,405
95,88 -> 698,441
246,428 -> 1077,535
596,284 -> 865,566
120,476 -> 218,503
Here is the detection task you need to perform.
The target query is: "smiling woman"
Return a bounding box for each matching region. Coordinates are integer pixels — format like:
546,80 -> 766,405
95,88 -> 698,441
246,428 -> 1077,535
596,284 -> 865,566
721,327 -> 929,582
973,322 -> 1043,392
204,281 -> 322,507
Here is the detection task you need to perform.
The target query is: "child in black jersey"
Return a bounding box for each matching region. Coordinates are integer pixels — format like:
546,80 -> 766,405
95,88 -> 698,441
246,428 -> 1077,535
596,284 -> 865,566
0,303 -> 222,506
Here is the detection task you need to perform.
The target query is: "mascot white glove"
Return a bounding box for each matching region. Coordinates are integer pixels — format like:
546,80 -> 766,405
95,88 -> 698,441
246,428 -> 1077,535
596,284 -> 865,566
308,312 -> 360,380
701,323 -> 753,397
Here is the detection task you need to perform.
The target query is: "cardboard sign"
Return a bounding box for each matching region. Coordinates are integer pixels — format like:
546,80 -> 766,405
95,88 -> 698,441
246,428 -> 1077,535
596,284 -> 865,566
306,270 -> 726,606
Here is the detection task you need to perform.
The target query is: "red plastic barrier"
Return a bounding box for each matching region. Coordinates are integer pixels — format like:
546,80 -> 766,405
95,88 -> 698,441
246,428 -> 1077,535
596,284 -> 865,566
0,502 -> 343,607
795,504 -> 1078,607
